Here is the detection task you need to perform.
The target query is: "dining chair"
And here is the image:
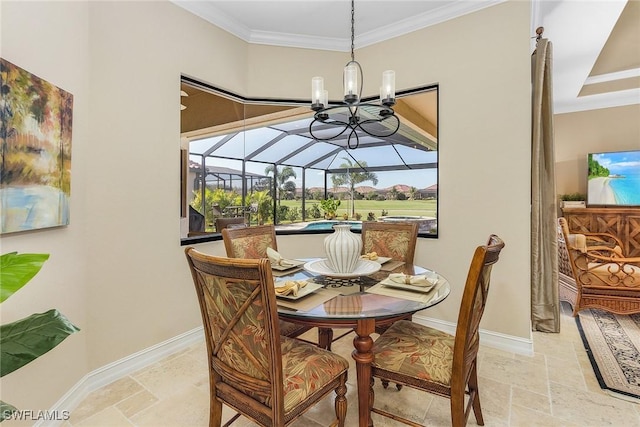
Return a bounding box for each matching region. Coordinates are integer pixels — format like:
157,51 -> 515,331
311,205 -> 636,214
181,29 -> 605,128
321,221 -> 421,354
215,217 -> 247,233
362,221 -> 420,340
370,234 -> 505,427
361,221 -> 419,267
221,225 -> 313,340
185,249 -> 348,427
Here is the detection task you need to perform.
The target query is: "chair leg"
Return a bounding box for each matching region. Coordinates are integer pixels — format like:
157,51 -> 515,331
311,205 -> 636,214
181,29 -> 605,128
318,327 -> 334,350
334,376 -> 348,427
209,395 -> 222,427
469,364 -> 484,426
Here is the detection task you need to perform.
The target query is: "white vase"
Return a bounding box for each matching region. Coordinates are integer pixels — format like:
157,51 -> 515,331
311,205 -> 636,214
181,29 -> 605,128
324,224 -> 362,273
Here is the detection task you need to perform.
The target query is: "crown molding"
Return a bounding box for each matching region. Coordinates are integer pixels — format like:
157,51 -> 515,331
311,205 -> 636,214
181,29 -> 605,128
171,0 -> 253,41
554,88 -> 640,114
584,68 -> 640,85
173,0 -> 505,52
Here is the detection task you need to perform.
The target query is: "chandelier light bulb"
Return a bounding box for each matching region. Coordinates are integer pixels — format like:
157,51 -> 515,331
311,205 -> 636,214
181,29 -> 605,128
343,64 -> 358,104
311,76 -> 325,110
381,70 -> 396,106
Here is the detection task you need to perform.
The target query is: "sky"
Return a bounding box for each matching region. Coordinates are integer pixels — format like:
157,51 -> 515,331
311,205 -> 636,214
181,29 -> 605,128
592,150 -> 640,175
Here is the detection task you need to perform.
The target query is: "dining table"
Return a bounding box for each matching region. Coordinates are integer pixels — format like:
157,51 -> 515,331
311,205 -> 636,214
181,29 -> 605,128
272,258 -> 451,427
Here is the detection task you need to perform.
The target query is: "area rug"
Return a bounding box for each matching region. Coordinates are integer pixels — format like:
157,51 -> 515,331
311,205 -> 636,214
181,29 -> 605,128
575,309 -> 640,401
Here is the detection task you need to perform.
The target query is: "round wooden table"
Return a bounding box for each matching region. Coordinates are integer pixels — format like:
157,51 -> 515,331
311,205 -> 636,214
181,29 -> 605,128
275,261 -> 450,427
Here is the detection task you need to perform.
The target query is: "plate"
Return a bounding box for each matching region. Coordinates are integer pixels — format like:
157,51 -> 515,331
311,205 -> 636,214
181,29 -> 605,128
361,256 -> 392,264
274,281 -> 323,300
271,259 -> 306,271
379,278 -> 437,293
303,259 -> 381,278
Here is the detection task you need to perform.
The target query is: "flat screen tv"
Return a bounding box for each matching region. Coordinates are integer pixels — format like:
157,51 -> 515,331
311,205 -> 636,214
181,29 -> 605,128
587,150 -> 640,207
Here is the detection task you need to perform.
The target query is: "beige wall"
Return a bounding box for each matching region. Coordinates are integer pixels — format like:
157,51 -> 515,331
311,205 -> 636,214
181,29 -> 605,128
555,104 -> 640,196
0,0 -> 91,416
0,0 -> 532,415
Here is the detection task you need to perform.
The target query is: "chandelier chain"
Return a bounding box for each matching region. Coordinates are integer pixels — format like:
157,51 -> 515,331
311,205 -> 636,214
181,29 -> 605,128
350,0 -> 355,62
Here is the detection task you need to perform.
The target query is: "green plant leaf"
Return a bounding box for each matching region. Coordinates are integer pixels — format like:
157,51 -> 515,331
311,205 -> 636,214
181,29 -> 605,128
0,309 -> 80,377
0,400 -> 18,422
0,252 -> 50,303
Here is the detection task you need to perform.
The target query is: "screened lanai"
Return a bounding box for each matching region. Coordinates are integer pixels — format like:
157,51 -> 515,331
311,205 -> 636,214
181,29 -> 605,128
181,78 -> 439,237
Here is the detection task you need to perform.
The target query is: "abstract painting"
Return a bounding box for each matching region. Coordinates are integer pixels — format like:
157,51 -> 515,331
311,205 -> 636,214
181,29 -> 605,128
1,58 -> 73,234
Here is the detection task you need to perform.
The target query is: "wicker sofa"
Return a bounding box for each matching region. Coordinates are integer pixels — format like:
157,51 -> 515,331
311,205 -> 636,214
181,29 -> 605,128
558,217 -> 640,316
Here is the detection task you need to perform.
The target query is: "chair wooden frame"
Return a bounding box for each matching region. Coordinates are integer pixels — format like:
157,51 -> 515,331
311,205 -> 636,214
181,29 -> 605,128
361,221 -> 419,266
185,249 -> 348,427
215,217 -> 247,233
557,219 -> 578,308
221,225 -> 313,340
558,217 -> 640,316
221,224 -> 277,257
370,235 -> 505,427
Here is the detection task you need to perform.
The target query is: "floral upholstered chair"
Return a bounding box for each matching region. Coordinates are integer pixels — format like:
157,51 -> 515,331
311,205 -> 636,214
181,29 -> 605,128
361,221 -> 419,268
185,249 -> 348,427
360,221 -> 420,351
370,235 -> 505,427
222,224 -> 276,259
222,225 -> 312,339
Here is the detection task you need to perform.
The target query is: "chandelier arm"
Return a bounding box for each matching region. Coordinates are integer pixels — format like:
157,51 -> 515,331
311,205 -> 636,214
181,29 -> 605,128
309,117 -> 352,142
354,116 -> 401,138
347,126 -> 360,150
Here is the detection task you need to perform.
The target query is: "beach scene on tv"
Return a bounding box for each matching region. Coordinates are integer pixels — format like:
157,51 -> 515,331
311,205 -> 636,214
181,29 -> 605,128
588,150 -> 640,206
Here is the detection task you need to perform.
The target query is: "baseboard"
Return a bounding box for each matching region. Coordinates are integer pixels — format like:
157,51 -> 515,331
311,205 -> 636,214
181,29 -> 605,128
412,313 -> 534,356
35,326 -> 204,427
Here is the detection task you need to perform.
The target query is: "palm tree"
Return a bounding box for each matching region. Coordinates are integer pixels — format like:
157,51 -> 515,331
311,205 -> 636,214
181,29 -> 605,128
331,158 -> 378,217
264,165 -> 297,206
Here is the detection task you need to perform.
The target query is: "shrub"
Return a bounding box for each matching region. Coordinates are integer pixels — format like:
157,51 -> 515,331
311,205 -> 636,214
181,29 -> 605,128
354,212 -> 362,220
287,207 -> 300,222
381,209 -> 388,217
367,212 -> 376,221
320,198 -> 341,218
307,203 -> 322,219
276,205 -> 289,223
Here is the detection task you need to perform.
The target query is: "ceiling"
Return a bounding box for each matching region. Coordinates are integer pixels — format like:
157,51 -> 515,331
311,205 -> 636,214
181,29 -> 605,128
172,0 -> 639,114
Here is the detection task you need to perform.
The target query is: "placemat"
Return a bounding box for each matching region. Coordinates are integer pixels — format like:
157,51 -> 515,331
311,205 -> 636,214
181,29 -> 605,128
380,260 -> 405,272
276,288 -> 342,311
271,266 -> 303,277
366,280 -> 445,303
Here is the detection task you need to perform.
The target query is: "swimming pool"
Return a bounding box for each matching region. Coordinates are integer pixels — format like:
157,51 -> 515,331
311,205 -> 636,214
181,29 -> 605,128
302,221 -> 362,231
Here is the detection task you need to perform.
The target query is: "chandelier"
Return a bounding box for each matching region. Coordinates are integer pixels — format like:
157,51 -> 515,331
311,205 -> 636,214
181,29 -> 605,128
309,0 -> 400,149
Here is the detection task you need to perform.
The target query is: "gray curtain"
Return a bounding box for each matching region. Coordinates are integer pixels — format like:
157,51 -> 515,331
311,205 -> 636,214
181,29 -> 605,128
531,38 -> 560,332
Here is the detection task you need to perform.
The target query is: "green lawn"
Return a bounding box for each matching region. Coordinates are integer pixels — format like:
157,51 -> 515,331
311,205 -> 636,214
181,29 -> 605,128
280,199 -> 437,220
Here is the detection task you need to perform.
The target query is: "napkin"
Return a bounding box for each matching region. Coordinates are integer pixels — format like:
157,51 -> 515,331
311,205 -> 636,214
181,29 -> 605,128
361,252 -> 379,260
274,280 -> 308,296
266,247 -> 295,267
387,273 -> 437,287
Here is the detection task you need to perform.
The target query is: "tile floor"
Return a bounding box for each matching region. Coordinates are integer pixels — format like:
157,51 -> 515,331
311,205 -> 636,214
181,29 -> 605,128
68,303 -> 640,426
